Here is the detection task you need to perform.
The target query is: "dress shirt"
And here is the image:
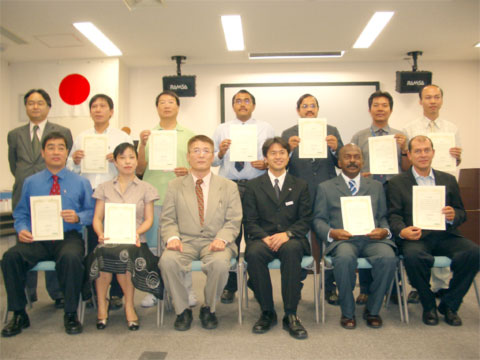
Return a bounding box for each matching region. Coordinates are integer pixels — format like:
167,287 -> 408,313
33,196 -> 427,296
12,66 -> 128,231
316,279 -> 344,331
213,118 -> 275,181
142,123 -> 195,205
67,126 -> 133,189
29,119 -> 47,141
267,170 -> 287,191
411,167 -> 435,186
402,116 -> 461,147
13,168 -> 95,234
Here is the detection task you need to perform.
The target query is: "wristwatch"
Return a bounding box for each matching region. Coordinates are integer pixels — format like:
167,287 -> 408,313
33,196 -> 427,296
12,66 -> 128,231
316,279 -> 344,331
286,231 -> 294,239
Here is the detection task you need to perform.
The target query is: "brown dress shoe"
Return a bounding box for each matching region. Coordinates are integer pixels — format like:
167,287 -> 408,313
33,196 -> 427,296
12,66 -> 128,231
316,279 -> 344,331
340,315 -> 356,329
363,309 -> 383,328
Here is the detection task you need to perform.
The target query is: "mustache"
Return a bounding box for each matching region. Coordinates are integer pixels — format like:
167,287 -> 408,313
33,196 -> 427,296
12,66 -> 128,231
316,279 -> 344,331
347,162 -> 358,168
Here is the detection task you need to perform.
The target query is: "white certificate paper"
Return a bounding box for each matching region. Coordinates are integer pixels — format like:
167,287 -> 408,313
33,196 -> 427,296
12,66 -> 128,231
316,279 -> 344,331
428,133 -> 456,172
149,130 -> 177,170
81,134 -> 108,174
413,186 -> 446,230
368,135 -> 399,175
30,195 -> 63,241
229,124 -> 258,162
104,203 -> 136,244
340,196 -> 376,236
298,118 -> 327,159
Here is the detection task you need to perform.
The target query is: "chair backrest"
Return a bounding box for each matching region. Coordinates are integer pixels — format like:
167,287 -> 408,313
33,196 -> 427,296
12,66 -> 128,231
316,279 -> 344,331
146,214 -> 160,255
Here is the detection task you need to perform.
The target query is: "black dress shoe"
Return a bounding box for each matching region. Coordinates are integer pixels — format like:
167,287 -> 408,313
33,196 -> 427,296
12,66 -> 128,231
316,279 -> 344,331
325,290 -> 340,306
109,296 -> 123,311
282,314 -> 308,339
174,308 -> 193,331
199,306 -> 218,329
438,302 -> 462,326
64,312 -> 83,335
252,311 -> 277,334
422,308 -> 439,326
220,289 -> 235,304
407,290 -> 420,304
55,298 -> 65,309
363,309 -> 383,328
2,312 -> 30,337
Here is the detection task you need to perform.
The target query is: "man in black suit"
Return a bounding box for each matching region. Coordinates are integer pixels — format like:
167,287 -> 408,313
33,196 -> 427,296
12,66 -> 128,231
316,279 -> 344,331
244,137 -> 312,339
388,135 -> 479,326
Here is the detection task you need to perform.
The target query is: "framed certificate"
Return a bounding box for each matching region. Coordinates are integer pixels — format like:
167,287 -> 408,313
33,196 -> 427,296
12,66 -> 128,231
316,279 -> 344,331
149,130 -> 177,170
229,124 -> 258,161
104,203 -> 136,244
341,196 -> 375,235
413,186 -> 446,230
368,135 -> 399,175
30,195 -> 63,241
298,118 -> 327,159
81,134 -> 108,174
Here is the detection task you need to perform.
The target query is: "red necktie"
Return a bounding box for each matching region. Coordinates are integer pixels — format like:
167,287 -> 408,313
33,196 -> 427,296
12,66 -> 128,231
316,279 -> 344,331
195,179 -> 204,226
50,175 -> 60,195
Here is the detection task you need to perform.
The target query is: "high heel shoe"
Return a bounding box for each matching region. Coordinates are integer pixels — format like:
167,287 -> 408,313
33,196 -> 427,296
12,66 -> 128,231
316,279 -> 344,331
96,299 -> 110,330
127,319 -> 139,331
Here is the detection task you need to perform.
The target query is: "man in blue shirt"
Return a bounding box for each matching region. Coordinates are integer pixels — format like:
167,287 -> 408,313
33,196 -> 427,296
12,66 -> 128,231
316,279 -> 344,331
2,132 -> 94,337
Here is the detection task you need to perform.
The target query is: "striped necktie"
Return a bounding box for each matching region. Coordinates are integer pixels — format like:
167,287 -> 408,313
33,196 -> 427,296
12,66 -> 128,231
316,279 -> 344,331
195,179 -> 204,226
348,179 -> 357,195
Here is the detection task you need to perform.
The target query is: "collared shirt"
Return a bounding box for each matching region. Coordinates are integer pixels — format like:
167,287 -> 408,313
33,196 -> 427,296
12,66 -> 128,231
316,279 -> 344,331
411,167 -> 435,186
267,170 -> 287,191
142,123 -> 195,205
213,118 -> 275,181
29,119 -> 48,141
13,168 -> 95,234
402,116 -> 461,147
67,126 -> 133,189
341,172 -> 361,193
191,172 -> 212,218
350,124 -> 405,179
93,176 -> 159,243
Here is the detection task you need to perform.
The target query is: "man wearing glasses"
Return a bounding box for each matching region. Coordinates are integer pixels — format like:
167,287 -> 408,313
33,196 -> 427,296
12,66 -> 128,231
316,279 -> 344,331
213,89 -> 275,304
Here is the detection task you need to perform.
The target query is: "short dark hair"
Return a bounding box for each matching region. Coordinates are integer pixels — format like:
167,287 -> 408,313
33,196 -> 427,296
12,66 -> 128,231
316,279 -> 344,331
232,90 -> 256,106
89,94 -> 114,109
419,84 -> 443,99
338,143 -> 363,159
155,90 -> 180,107
42,131 -> 67,149
24,89 -> 51,108
113,142 -> 137,159
368,90 -> 393,110
296,94 -> 318,110
187,135 -> 214,151
408,135 -> 434,152
262,137 -> 290,157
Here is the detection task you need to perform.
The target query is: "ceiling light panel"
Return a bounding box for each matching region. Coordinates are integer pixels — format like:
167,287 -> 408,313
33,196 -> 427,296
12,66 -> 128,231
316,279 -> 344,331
221,15 -> 245,51
353,11 -> 394,49
73,22 -> 122,56
249,51 -> 345,59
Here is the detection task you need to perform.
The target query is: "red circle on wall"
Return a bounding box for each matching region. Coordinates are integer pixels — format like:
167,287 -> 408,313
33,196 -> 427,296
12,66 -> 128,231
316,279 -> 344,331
58,74 -> 90,105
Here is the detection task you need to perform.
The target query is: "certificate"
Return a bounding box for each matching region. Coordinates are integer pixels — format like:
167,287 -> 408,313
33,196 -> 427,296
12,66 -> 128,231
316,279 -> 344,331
368,135 -> 399,175
298,118 -> 327,159
149,130 -> 177,170
340,196 -> 376,236
81,134 -> 108,174
104,203 -> 136,244
428,133 -> 456,172
30,195 -> 63,241
413,186 -> 446,230
229,124 -> 258,162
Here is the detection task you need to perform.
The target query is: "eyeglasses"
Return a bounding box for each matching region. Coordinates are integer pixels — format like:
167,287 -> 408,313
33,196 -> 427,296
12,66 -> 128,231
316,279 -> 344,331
234,98 -> 251,105
191,148 -> 212,155
300,103 -> 317,109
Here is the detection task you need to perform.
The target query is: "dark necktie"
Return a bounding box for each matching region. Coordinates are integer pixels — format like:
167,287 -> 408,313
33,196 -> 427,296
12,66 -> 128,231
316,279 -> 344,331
348,179 -> 357,196
32,125 -> 41,157
274,178 -> 281,200
195,179 -> 204,226
50,175 -> 60,195
235,161 -> 245,172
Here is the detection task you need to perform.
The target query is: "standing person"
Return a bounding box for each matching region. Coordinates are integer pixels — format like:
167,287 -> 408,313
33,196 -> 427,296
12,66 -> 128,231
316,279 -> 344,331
281,93 -> 343,306
350,90 -> 408,305
402,84 -> 462,303
387,135 -> 479,326
2,132 -> 94,337
136,90 -> 197,308
213,89 -> 275,304
87,143 -> 162,331
7,89 -> 73,308
159,135 -> 242,331
67,94 -> 132,310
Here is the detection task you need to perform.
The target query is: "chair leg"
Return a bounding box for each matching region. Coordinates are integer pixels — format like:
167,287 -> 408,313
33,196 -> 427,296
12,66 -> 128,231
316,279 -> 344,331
473,275 -> 480,307
320,261 -> 325,324
236,262 -> 242,325
160,288 -> 166,326
244,266 -> 249,309
156,296 -> 160,328
313,266 -> 319,324
384,277 -> 394,309
394,271 -> 404,323
399,260 -> 409,324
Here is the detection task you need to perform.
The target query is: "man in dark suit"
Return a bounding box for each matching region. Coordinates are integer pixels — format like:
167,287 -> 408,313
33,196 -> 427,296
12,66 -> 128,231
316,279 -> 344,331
313,144 -> 397,329
244,137 -> 312,339
281,93 -> 343,305
7,89 -> 73,307
388,135 -> 479,326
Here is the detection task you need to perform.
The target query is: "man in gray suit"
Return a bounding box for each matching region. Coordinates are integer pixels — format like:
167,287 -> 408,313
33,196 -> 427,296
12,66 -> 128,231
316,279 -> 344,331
159,135 -> 242,331
7,89 -> 73,306
313,144 -> 397,329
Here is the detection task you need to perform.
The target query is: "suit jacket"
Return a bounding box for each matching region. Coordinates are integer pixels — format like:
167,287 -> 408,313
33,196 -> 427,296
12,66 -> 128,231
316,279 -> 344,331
7,121 -> 73,209
387,168 -> 466,241
281,124 -> 343,201
160,173 -> 242,253
243,173 -> 312,255
313,174 -> 395,255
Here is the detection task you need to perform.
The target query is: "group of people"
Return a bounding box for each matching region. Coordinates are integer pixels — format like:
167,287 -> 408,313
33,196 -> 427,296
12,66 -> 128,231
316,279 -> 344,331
2,85 -> 478,341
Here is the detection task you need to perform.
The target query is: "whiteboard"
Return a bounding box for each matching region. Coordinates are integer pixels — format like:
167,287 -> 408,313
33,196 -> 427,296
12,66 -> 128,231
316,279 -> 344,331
220,82 -> 380,145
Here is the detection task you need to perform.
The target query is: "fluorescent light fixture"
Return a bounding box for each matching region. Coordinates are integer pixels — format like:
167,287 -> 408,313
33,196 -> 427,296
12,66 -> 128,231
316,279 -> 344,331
221,15 -> 245,51
73,22 -> 122,56
475,42 -> 480,48
353,11 -> 394,49
249,51 -> 344,60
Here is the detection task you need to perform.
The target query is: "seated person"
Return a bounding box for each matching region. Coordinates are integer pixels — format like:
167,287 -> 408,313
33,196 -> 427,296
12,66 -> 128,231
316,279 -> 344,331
243,137 -> 312,340
2,132 -> 94,337
388,135 -> 479,326
313,144 -> 397,329
86,143 -> 163,331
159,135 -> 242,331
